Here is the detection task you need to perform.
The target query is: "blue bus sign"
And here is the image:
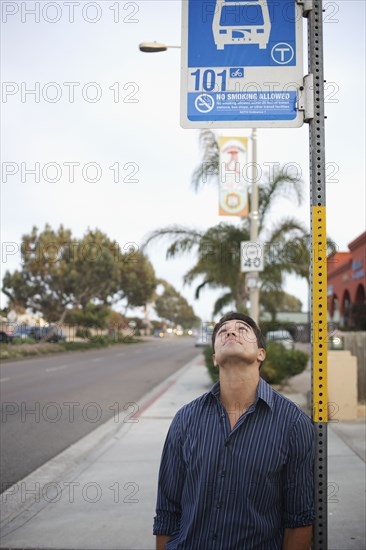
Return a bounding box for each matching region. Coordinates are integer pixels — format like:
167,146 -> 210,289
181,0 -> 304,128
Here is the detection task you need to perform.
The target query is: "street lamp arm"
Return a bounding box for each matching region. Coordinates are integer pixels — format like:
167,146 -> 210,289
139,42 -> 181,53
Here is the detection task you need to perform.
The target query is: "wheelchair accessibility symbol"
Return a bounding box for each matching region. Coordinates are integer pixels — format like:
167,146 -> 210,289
195,94 -> 215,113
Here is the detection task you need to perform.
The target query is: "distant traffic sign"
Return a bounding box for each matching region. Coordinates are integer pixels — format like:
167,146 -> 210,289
240,241 -> 264,272
181,0 -> 304,128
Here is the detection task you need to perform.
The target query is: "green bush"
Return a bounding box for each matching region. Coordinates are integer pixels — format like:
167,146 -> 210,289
0,342 -> 64,360
118,335 -> 140,344
202,345 -> 218,383
261,343 -> 309,385
105,333 -> 140,345
61,334 -> 140,351
202,342 -> 308,386
75,327 -> 92,339
89,334 -> 110,345
61,341 -> 104,351
1,334 -> 142,362
11,337 -> 36,345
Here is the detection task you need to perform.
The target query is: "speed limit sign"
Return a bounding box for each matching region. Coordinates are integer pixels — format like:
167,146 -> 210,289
240,241 -> 264,273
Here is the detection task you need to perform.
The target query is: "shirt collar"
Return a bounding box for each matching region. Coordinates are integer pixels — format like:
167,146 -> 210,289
207,377 -> 274,410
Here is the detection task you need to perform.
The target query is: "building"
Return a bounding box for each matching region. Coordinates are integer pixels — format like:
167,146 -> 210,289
327,231 -> 366,327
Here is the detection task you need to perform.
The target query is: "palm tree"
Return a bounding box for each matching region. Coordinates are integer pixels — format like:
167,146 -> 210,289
143,130 -> 310,317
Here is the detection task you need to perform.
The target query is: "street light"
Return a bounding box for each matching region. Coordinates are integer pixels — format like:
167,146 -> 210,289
139,42 -> 259,323
138,42 -> 180,53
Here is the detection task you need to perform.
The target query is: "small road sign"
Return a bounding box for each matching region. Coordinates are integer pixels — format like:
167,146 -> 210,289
246,273 -> 258,290
240,241 -> 264,272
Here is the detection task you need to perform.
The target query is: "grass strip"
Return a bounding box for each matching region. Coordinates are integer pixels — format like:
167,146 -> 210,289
0,335 -> 141,362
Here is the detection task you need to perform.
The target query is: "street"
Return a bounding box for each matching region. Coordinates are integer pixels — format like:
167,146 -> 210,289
0,337 -> 200,492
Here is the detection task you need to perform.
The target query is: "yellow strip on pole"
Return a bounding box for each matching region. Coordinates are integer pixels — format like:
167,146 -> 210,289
312,205 -> 328,423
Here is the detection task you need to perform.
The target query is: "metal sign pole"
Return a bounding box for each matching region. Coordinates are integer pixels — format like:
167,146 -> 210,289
305,1 -> 328,548
249,128 -> 259,324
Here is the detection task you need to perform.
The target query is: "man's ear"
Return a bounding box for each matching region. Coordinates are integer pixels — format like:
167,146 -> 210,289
212,353 -> 218,367
258,348 -> 266,363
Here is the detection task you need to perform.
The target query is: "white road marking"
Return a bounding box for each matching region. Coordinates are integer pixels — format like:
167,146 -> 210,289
0,377 -> 10,382
45,365 -> 69,373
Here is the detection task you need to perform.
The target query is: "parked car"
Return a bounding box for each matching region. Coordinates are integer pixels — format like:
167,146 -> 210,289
4,325 -> 66,343
195,323 -> 214,347
266,330 -> 295,351
9,326 -> 36,340
32,326 -> 66,342
195,335 -> 211,347
194,336 -> 208,348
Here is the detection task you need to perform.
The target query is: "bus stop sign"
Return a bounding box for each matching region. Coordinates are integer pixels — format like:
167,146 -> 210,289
181,0 -> 304,128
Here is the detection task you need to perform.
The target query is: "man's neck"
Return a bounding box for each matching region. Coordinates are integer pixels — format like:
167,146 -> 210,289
219,362 -> 260,421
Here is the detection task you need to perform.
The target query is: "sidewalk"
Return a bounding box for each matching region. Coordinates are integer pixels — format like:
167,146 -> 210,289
1,354 -> 365,550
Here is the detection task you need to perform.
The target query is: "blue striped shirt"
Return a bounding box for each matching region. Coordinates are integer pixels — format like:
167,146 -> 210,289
153,378 -> 315,549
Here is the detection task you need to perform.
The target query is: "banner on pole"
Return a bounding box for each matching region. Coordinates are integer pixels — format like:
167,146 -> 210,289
219,136 -> 248,216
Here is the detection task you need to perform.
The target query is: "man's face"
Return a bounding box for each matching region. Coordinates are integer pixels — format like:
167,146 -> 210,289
213,319 -> 265,367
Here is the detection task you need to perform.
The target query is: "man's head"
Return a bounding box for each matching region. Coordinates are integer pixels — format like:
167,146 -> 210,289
211,312 -> 266,369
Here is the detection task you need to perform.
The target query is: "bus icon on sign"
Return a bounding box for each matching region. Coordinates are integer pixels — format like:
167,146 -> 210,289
213,0 -> 271,50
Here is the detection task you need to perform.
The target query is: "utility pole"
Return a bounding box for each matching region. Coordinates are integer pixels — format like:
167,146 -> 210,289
249,128 -> 259,324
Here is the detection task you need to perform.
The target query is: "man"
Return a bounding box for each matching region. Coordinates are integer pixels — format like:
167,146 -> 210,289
153,312 -> 315,549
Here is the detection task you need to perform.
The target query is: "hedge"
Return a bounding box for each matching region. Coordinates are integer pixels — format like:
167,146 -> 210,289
0,334 -> 141,361
202,342 -> 308,386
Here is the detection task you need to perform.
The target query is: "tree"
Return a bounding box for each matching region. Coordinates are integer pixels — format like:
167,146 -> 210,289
260,290 -> 302,322
106,309 -> 127,332
154,283 -> 199,328
115,250 -> 157,313
145,219 -> 308,316
65,302 -> 111,329
2,225 -> 121,323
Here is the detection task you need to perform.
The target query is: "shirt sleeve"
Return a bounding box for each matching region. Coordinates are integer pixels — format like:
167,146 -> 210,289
153,410 -> 185,536
282,412 -> 316,528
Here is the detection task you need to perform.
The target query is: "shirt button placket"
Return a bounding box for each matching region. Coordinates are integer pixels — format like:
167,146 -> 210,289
212,437 -> 228,546
212,402 -> 228,546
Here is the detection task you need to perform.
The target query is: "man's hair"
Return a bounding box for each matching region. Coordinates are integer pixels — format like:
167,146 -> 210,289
211,312 -> 266,367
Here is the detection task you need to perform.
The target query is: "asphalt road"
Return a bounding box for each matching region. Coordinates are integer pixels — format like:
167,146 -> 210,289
0,337 -> 201,492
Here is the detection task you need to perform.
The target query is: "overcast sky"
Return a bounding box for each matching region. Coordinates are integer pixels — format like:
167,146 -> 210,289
1,0 -> 365,322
